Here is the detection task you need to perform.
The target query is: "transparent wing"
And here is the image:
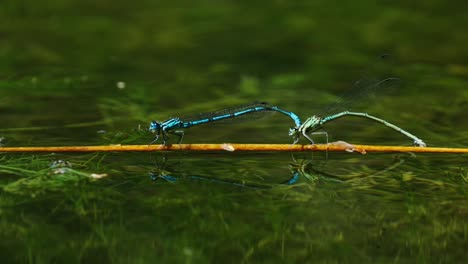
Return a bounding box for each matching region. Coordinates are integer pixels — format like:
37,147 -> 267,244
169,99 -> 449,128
180,101 -> 276,124
318,54 -> 402,116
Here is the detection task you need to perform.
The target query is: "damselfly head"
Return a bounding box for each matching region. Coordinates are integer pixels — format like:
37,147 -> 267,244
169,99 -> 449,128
289,127 -> 300,144
149,121 -> 161,133
289,127 -> 297,136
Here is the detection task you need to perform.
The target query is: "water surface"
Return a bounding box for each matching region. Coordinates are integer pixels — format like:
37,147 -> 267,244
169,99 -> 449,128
0,1 -> 467,263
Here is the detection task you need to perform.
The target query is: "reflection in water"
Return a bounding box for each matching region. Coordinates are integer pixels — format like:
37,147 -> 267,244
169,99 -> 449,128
149,153 -> 272,189
287,152 -> 418,193
148,151 -> 415,189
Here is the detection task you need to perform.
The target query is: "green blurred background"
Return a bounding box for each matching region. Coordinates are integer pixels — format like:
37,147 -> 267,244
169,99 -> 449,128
0,1 -> 467,263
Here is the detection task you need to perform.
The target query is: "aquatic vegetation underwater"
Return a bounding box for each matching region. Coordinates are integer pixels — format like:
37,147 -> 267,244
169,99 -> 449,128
1,0 -> 467,262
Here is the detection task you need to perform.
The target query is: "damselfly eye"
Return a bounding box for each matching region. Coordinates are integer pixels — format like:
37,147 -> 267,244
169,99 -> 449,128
149,121 -> 161,132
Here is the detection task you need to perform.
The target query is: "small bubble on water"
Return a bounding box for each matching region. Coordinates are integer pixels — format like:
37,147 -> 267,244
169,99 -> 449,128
116,81 -> 126,89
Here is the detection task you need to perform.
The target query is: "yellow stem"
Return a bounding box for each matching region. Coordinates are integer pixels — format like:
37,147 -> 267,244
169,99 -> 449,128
1,144 -> 467,153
